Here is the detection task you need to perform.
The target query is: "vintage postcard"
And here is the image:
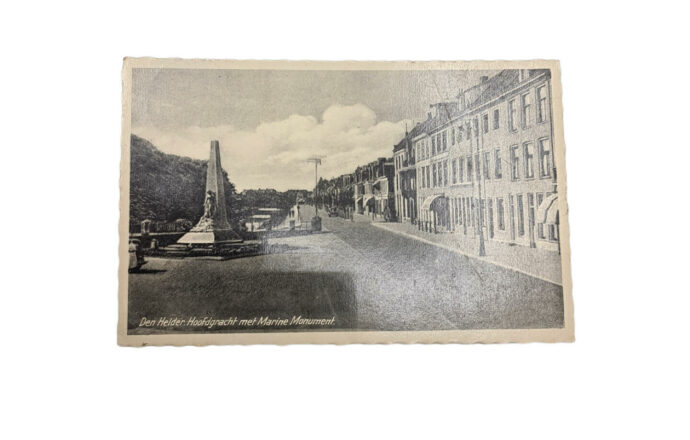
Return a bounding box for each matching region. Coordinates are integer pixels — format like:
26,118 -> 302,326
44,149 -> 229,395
119,58 -> 573,346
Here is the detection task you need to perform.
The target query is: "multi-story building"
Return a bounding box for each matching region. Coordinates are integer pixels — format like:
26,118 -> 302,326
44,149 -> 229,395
412,101 -> 460,233
393,123 -> 425,224
351,157 -> 395,220
412,69 -> 559,252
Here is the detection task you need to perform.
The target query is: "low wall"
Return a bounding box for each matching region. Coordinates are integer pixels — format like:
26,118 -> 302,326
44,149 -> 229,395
129,232 -> 185,248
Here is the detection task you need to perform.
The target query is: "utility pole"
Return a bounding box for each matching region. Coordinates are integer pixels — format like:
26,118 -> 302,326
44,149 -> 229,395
306,157 -> 322,217
470,118 -> 486,257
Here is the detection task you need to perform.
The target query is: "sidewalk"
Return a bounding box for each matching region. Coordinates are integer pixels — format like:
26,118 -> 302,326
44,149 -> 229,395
372,221 -> 563,285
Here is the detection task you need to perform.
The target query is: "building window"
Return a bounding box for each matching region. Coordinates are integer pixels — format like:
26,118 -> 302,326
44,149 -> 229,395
426,141 -> 429,159
457,127 -> 463,142
493,109 -> 500,129
517,194 -> 525,236
426,165 -> 430,188
473,118 -> 479,137
451,128 -> 455,145
521,92 -> 531,128
524,142 -> 535,178
509,195 -> 515,240
458,158 -> 464,182
443,160 -> 448,186
482,114 -> 489,133
455,197 -> 461,225
539,138 -> 552,177
549,223 -> 559,242
537,85 -> 547,123
467,156 -> 473,181
494,148 -> 502,179
471,199 -> 477,228
497,198 -> 505,230
483,152 -> 490,180
474,153 -> 480,180
452,159 -> 457,184
510,145 -> 520,180
432,163 -> 437,187
431,136 -> 436,155
508,99 -> 517,131
442,131 -> 447,150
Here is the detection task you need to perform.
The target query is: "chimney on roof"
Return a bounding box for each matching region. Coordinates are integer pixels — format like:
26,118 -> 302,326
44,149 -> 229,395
480,75 -> 488,83
458,89 -> 466,110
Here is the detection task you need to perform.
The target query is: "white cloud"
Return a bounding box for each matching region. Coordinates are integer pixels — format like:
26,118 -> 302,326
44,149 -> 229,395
132,104 -> 410,191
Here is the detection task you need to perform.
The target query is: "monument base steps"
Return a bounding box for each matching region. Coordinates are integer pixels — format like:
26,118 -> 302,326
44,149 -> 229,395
159,240 -> 263,259
177,229 -> 241,244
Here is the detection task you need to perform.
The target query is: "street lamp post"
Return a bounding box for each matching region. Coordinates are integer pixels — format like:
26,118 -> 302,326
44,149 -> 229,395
306,156 -> 322,218
469,119 -> 486,257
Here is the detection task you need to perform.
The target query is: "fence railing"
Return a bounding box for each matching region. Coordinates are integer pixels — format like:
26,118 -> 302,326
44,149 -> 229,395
130,219 -> 193,234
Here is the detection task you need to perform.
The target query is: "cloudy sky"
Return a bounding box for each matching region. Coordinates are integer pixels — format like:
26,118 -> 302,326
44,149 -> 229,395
131,68 -> 492,191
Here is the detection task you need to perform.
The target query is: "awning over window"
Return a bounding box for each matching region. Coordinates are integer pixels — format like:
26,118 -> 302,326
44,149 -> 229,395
536,194 -> 559,224
421,194 -> 445,210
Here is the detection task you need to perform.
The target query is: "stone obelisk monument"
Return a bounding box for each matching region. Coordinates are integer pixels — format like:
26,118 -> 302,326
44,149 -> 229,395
178,140 -> 240,244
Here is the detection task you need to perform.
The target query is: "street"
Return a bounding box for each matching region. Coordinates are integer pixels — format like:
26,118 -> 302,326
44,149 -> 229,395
128,206 -> 564,333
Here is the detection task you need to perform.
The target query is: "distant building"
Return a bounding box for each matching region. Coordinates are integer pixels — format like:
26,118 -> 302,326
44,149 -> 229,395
351,157 -> 394,220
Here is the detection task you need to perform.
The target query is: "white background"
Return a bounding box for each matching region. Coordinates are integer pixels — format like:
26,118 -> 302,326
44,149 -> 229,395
1,1 -> 688,438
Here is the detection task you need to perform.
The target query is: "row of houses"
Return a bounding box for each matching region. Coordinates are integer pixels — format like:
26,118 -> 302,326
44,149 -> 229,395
323,68 -> 560,253
318,157 -> 396,221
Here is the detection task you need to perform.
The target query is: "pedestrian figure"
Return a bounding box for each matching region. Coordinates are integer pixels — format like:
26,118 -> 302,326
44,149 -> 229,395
383,205 -> 391,222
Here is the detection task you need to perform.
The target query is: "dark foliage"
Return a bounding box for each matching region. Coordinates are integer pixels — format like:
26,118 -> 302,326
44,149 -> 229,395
128,134 -> 238,231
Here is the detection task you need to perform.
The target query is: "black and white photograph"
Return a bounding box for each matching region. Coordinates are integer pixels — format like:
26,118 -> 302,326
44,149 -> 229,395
119,59 -> 573,345
5,1 -> 690,438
